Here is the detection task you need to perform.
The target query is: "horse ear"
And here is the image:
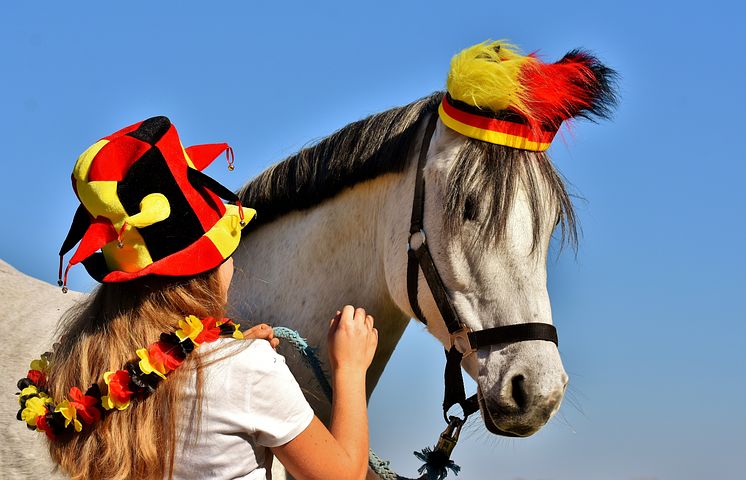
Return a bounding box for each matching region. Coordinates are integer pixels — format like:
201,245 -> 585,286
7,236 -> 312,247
521,50 -> 619,128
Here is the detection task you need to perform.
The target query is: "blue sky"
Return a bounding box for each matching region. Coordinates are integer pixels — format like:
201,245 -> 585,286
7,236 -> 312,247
1,1 -> 744,479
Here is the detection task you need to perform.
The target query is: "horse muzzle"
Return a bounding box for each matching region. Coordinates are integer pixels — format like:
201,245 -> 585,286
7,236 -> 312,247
477,367 -> 568,437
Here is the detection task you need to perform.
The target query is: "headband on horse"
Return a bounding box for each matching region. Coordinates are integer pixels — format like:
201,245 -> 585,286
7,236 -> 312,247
438,41 -> 616,151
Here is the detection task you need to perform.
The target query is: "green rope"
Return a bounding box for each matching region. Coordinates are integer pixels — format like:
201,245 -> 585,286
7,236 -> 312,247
272,327 -> 333,401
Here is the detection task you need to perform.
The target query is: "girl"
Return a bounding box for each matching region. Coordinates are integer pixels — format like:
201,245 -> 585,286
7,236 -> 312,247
16,116 -> 378,480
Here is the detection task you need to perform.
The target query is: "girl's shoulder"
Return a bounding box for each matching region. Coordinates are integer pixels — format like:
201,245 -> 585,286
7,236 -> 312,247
201,338 -> 289,379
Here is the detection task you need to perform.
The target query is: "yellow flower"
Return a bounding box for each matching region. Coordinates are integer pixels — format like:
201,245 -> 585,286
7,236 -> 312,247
136,349 -> 167,379
30,356 -> 49,373
18,385 -> 39,404
21,396 -> 50,427
55,399 -> 82,432
176,315 -> 204,345
101,395 -> 128,411
232,324 -> 244,340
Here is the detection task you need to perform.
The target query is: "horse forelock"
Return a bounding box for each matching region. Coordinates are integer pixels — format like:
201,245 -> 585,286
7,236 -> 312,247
238,91 -> 577,251
444,140 -> 578,252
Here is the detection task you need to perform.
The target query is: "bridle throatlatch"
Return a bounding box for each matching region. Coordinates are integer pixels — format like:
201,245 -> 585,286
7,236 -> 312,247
405,114 -> 559,467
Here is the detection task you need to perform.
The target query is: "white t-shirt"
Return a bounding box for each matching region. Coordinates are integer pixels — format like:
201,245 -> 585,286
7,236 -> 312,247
172,339 -> 315,480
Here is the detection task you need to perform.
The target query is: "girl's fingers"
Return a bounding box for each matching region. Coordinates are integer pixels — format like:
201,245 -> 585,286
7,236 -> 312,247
243,324 -> 275,340
329,310 -> 342,329
365,315 -> 374,330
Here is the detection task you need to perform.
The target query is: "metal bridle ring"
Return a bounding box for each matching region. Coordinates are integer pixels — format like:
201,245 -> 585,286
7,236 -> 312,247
407,228 -> 427,252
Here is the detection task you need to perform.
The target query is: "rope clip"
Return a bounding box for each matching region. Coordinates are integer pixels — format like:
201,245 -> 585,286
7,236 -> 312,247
434,415 -> 464,459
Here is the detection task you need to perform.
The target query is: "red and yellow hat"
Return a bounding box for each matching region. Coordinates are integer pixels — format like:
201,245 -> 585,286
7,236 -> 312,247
438,41 -> 616,151
58,116 -> 255,289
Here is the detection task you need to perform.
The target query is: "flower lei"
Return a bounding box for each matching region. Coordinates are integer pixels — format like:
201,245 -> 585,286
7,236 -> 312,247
16,315 -> 243,439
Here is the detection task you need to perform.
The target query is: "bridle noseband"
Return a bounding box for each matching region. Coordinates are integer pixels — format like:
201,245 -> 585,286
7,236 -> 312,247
406,113 -> 559,425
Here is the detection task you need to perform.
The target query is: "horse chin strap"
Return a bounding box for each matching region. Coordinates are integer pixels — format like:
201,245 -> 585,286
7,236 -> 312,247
406,113 -> 560,430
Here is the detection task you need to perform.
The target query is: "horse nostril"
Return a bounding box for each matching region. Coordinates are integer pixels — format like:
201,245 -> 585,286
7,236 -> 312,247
511,374 -> 528,411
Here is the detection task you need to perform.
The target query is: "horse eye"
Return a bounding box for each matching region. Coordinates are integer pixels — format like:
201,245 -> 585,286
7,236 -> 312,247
463,196 -> 479,222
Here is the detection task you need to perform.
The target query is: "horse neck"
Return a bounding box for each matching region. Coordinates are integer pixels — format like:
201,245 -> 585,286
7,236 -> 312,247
230,171 -> 412,400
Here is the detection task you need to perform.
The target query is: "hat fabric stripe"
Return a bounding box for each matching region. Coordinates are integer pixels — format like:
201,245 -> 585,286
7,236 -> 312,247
73,140 -> 109,183
438,95 -> 555,151
182,146 -> 197,169
75,180 -> 155,271
69,218 -> 118,265
156,127 -> 221,233
88,136 -> 152,181
117,148 -> 203,262
205,205 -> 256,258
76,181 -> 127,227
104,120 -> 144,141
101,234 -> 226,282
185,143 -> 231,171
101,227 -> 154,272
127,117 -> 171,145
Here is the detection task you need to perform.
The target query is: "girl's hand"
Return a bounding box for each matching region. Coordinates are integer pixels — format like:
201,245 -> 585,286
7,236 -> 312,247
243,323 -> 280,349
273,306 -> 376,480
327,305 -> 378,373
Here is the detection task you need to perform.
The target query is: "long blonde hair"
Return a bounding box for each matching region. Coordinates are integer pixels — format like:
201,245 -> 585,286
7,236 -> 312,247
46,268 -> 226,479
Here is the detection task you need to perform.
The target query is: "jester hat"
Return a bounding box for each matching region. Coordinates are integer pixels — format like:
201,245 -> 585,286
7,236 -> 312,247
438,41 -> 617,151
58,116 -> 255,289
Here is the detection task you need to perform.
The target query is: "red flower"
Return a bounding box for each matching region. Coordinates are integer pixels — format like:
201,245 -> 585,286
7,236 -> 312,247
106,370 -> 133,405
35,412 -> 55,440
27,369 -> 46,387
148,341 -> 184,372
69,387 -> 101,425
194,317 -> 221,344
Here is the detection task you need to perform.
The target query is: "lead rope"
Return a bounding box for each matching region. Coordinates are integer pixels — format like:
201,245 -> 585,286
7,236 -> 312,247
272,327 -> 463,480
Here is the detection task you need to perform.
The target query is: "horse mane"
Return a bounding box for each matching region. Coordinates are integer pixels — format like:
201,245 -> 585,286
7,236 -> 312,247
239,91 -> 578,250
239,93 -> 443,230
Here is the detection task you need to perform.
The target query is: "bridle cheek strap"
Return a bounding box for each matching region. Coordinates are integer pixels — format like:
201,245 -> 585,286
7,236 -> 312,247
406,112 -> 559,423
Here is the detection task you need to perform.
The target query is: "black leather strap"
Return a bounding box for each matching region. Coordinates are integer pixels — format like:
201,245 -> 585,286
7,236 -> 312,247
406,114 -> 438,324
408,114 -> 437,235
443,347 -> 468,420
411,240 -> 463,334
407,249 -> 427,323
468,322 -> 558,350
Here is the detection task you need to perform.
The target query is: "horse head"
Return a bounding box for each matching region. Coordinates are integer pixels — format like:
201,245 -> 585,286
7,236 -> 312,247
384,41 -> 617,437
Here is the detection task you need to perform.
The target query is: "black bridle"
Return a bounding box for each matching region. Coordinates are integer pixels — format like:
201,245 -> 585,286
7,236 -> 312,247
406,113 -> 559,426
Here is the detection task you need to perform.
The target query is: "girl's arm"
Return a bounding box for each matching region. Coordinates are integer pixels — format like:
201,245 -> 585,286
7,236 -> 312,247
271,305 -> 378,480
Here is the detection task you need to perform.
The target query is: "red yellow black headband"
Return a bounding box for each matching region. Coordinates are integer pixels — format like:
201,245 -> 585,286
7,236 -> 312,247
438,94 -> 556,152
439,41 -> 617,152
